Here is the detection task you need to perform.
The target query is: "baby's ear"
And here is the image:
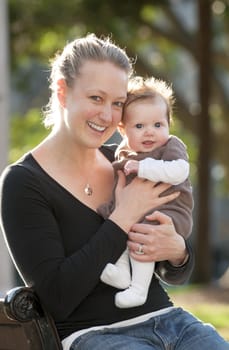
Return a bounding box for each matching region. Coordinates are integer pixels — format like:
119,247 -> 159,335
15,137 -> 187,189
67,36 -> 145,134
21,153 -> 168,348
57,79 -> 67,107
117,122 -> 125,136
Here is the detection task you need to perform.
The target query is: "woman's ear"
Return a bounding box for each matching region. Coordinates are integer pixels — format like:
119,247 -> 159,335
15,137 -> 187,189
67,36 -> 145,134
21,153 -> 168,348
57,79 -> 67,107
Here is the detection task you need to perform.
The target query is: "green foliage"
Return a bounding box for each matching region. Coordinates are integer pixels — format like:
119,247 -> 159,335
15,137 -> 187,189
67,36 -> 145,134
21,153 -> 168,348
6,0 -> 229,285
10,109 -> 49,163
8,1 -> 229,188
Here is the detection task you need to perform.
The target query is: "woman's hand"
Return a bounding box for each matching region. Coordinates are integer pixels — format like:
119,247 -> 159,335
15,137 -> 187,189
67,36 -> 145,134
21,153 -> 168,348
127,211 -> 188,265
109,171 -> 180,233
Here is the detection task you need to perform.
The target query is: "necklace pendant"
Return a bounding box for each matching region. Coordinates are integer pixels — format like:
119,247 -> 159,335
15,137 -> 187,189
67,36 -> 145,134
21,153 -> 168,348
84,184 -> 93,196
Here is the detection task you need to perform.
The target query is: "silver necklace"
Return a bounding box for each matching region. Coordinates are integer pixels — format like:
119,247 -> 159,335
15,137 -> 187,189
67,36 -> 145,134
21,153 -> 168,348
84,183 -> 93,196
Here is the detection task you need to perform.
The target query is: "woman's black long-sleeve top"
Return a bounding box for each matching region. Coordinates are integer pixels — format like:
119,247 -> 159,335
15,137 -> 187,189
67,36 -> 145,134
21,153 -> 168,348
0,145 -> 194,340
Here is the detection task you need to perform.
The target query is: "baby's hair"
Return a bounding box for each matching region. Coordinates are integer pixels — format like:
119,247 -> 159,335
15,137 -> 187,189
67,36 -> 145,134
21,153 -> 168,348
124,76 -> 175,125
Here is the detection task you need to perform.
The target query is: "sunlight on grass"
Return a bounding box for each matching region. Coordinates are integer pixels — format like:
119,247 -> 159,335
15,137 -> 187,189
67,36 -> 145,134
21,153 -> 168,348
168,285 -> 229,341
192,305 -> 229,328
188,304 -> 229,340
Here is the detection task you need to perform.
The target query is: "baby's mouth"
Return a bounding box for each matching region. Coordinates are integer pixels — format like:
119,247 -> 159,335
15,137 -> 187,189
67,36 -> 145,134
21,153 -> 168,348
143,141 -> 154,146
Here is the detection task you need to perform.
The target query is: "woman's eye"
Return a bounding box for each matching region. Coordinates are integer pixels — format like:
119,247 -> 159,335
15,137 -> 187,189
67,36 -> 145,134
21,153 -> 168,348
114,101 -> 124,108
136,124 -> 143,129
155,122 -> 161,128
90,96 -> 101,102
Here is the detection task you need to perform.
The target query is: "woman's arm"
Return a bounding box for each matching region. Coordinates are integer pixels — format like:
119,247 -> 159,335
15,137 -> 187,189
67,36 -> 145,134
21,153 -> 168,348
0,165 -> 128,320
0,163 -> 181,320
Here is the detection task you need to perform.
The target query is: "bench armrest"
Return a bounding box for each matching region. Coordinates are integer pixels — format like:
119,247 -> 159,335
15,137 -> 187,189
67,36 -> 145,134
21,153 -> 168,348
4,286 -> 43,322
2,286 -> 63,350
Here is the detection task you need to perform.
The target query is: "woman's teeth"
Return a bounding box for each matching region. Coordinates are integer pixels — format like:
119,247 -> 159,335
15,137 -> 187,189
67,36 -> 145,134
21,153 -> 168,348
88,121 -> 106,132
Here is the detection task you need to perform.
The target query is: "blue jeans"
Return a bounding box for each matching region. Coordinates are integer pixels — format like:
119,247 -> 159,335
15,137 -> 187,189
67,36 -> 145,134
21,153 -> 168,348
70,308 -> 229,350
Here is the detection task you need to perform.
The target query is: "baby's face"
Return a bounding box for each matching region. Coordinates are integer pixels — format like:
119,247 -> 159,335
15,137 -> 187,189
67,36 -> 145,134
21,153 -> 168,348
122,99 -> 169,153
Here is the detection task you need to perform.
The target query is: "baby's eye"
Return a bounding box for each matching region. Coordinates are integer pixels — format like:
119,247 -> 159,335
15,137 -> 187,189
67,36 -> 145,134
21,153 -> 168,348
136,124 -> 143,129
155,122 -> 161,128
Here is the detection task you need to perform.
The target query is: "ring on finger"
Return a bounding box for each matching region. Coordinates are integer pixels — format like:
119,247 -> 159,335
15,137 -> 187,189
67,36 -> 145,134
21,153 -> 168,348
135,243 -> 145,255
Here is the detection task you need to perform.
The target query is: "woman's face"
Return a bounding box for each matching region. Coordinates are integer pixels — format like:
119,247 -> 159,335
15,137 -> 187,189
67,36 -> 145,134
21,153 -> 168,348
59,60 -> 128,149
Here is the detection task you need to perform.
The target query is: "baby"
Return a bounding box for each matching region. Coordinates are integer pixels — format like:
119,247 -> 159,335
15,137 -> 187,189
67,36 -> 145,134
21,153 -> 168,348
99,76 -> 194,308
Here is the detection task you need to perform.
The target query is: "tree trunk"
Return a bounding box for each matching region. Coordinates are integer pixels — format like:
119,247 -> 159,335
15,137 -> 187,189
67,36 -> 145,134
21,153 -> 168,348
194,0 -> 212,283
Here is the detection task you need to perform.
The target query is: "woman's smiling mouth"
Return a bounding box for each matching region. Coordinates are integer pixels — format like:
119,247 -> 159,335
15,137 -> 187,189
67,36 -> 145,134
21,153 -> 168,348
87,121 -> 107,132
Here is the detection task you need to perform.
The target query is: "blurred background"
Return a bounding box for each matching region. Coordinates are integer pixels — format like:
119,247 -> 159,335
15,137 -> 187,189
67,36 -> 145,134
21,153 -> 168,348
0,0 -> 229,295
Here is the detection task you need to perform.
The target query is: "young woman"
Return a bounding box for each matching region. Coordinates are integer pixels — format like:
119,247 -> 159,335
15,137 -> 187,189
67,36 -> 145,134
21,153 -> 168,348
0,34 -> 228,350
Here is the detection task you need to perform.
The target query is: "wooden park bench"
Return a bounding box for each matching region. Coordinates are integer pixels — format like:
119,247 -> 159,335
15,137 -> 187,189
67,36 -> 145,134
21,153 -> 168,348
0,286 -> 62,349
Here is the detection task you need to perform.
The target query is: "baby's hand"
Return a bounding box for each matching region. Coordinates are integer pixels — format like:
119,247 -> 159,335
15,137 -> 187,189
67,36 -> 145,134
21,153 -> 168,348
124,160 -> 139,175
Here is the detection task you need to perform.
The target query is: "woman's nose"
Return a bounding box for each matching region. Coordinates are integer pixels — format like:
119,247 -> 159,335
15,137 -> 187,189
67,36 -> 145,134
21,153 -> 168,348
99,104 -> 112,122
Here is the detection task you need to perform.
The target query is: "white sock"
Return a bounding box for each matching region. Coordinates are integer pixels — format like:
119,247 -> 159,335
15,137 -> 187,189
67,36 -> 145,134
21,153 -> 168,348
115,285 -> 147,308
115,258 -> 155,308
100,249 -> 131,289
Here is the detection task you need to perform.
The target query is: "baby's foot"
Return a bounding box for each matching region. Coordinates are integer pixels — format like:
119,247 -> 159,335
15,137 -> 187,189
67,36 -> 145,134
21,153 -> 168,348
100,263 -> 131,289
115,287 -> 147,308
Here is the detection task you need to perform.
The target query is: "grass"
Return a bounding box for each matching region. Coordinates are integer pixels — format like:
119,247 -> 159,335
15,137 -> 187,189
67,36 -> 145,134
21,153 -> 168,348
168,284 -> 229,341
